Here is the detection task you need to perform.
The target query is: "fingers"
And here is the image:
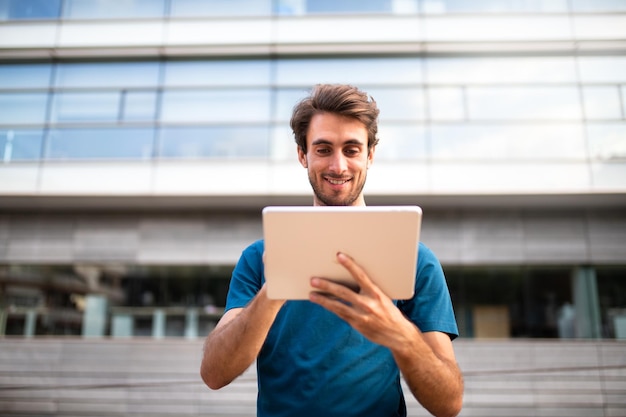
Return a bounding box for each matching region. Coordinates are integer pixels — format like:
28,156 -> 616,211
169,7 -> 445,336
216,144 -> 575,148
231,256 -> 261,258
335,252 -> 376,293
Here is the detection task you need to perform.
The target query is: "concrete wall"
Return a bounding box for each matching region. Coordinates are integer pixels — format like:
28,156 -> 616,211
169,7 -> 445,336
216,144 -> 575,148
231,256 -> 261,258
1,208 -> 625,266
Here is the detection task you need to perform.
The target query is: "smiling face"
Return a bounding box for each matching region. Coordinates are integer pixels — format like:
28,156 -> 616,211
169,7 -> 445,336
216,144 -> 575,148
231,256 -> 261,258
297,112 -> 375,207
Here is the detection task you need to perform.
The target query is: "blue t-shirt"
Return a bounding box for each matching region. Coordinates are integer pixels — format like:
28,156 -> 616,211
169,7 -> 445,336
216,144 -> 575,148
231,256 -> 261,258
225,239 -> 458,417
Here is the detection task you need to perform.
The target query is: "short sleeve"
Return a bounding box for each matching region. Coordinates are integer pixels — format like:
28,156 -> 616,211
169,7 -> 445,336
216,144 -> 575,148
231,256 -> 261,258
224,240 -> 265,312
398,242 -> 459,340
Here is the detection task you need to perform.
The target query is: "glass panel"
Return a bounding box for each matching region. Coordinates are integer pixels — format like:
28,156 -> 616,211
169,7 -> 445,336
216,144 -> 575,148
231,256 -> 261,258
274,88 -> 310,122
368,88 -> 425,121
597,267 -> 626,339
429,87 -> 464,121
276,57 -> 423,86
0,93 -> 48,124
164,60 -> 271,87
276,0 -> 419,15
305,0 -> 393,13
0,129 -> 43,161
467,87 -> 581,120
421,0 -> 568,13
270,126 -> 296,160
430,123 -> 587,160
583,87 -> 622,120
55,62 -> 159,88
277,87 -> 425,122
427,57 -> 577,84
122,91 -> 157,121
571,0 -> 626,12
0,0 -> 61,20
375,124 -> 427,160
161,89 -> 270,123
46,128 -> 154,159
586,123 -> 626,160
159,126 -> 269,158
0,64 -> 51,89
578,57 -> 626,83
170,0 -> 271,17
51,92 -> 120,122
63,0 -> 165,19
622,86 -> 626,117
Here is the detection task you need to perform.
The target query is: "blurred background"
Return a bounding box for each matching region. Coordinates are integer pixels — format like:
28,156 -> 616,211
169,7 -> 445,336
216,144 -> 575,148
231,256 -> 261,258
0,0 -> 625,416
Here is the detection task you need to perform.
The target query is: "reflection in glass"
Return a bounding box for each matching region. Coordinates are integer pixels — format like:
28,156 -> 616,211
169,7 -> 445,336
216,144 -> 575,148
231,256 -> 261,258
467,87 -> 581,120
427,57 -> 577,84
269,126 -> 295,160
429,87 -> 465,120
161,89 -> 270,123
122,91 -> 157,121
583,87 -> 622,120
274,88 -> 310,122
55,62 -> 159,88
571,0 -> 626,12
376,124 -> 427,160
51,92 -> 120,122
0,64 -> 51,89
159,126 -> 269,158
0,0 -> 61,20
586,123 -> 626,160
368,88 -> 425,121
430,123 -> 587,160
0,93 -> 48,124
276,57 -> 423,86
304,0 -> 393,14
421,0 -> 568,13
46,128 -> 154,160
170,0 -> 271,16
578,57 -> 626,83
165,60 -> 271,87
62,0 -> 165,19
0,130 -> 43,161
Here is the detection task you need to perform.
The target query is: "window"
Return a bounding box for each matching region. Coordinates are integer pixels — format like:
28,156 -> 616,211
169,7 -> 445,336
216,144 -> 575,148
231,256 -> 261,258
62,0 -> 165,19
46,128 -> 154,160
467,87 -> 581,120
0,130 -> 43,161
0,0 -> 61,20
159,126 -> 269,159
165,60 -> 271,87
161,89 -> 270,123
0,64 -> 51,89
0,93 -> 48,125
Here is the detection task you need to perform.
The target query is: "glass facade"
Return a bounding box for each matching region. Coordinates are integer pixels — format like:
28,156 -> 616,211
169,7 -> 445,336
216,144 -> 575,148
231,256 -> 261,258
2,0 -> 626,21
0,57 -> 625,171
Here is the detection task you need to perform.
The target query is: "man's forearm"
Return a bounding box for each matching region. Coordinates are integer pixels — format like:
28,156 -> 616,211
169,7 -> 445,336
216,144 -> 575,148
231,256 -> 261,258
200,286 -> 284,390
392,327 -> 463,417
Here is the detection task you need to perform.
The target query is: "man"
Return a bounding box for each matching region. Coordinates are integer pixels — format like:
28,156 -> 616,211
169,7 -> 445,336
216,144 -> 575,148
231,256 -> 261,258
200,84 -> 463,417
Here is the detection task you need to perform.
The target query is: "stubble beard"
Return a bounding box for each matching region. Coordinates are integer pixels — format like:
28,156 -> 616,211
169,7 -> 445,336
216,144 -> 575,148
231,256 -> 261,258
308,171 -> 367,207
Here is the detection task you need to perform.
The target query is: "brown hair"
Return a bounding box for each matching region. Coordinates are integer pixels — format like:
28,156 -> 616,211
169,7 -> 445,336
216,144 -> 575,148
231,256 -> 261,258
290,84 -> 380,153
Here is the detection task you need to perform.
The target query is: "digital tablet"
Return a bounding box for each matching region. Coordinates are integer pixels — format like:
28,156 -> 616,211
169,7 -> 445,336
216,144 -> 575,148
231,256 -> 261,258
262,205 -> 422,300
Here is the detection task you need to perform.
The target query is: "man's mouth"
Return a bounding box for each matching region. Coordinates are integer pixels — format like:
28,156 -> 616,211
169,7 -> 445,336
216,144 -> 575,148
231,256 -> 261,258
325,177 -> 351,185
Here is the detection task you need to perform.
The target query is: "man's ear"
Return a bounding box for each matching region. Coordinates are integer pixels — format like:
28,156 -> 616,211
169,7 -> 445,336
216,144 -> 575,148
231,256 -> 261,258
367,145 -> 376,168
297,146 -> 307,168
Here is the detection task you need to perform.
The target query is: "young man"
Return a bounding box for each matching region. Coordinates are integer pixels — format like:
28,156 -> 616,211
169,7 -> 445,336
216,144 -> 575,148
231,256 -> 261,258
200,84 -> 463,417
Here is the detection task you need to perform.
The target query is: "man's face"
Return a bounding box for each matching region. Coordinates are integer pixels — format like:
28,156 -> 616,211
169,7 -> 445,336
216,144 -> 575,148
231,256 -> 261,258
297,112 -> 374,206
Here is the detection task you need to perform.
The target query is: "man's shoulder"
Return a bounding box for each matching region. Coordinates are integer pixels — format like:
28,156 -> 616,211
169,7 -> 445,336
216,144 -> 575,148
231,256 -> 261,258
243,239 -> 265,255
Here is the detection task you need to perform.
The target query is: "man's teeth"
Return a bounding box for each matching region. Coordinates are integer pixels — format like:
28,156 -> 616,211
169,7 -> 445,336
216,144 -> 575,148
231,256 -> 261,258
328,178 -> 348,185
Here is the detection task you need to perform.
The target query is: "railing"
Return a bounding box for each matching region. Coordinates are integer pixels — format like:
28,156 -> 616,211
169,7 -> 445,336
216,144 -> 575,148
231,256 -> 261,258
0,306 -> 224,339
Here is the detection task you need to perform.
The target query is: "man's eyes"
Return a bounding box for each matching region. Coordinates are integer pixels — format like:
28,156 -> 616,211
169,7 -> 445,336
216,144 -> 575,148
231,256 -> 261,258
314,147 -> 360,156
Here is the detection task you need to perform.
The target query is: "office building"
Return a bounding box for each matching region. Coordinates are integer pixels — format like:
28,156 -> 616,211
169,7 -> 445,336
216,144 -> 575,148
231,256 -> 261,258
1,0 -> 625,341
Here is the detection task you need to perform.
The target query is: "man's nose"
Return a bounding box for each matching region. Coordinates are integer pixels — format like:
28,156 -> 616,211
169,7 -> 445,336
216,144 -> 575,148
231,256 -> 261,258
328,153 -> 348,173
